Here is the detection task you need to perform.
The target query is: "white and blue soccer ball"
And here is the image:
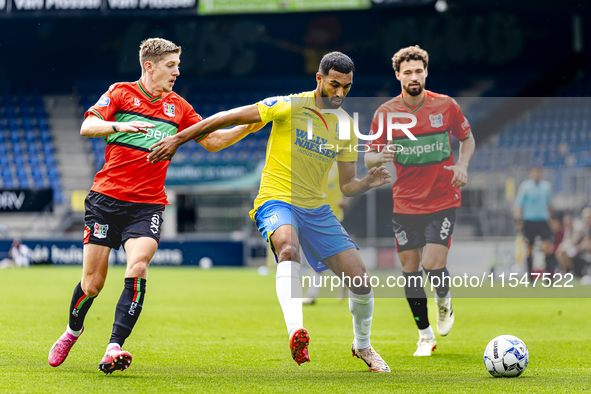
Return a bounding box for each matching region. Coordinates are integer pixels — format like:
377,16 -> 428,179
483,335 -> 529,377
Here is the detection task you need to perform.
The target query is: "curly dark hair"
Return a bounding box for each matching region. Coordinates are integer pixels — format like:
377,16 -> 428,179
392,45 -> 429,72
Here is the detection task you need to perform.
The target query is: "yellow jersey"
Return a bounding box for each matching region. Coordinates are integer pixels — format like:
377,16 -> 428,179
250,91 -> 357,220
326,162 -> 345,221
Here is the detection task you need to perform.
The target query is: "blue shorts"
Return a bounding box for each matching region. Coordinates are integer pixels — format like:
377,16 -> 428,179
254,200 -> 358,272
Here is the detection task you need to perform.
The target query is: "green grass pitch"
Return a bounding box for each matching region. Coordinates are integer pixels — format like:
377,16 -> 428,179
1,266 -> 590,393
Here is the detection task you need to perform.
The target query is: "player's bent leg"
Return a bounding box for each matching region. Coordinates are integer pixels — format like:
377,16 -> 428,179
423,244 -> 454,337
81,243 -> 112,297
270,225 -> 309,364
399,248 -> 436,355
49,244 -> 110,367
324,249 -> 390,372
270,224 -> 301,264
100,237 -> 157,374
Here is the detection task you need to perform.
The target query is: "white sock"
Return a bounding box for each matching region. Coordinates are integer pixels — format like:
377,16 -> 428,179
66,325 -> 82,337
349,289 -> 374,349
276,261 -> 303,336
107,342 -> 121,352
419,326 -> 434,339
304,271 -> 322,299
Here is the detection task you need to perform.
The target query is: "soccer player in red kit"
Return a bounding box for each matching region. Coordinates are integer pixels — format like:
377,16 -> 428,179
365,45 -> 475,356
48,38 -> 260,374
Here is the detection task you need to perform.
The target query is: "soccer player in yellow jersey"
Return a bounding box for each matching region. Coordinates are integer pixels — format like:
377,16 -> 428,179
148,52 -> 391,372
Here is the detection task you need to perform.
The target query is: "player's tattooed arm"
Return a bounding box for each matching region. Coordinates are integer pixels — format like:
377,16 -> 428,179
444,130 -> 475,187
148,104 -> 262,163
80,114 -> 153,138
338,161 -> 391,197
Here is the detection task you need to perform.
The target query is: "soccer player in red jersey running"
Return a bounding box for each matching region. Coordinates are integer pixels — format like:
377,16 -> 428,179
365,46 -> 476,356
48,38 -> 260,374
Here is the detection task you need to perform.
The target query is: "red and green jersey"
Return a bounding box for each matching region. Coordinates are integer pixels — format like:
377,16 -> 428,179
367,90 -> 471,214
85,80 -> 205,205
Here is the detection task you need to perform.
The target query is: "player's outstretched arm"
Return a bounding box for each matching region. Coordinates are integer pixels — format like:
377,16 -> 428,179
200,122 -> 266,152
444,131 -> 475,187
80,114 -> 153,138
338,161 -> 391,197
364,140 -> 396,169
147,104 -> 262,163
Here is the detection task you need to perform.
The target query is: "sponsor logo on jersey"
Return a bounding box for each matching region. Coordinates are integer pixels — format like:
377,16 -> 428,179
93,223 -> 109,239
398,141 -> 445,157
429,114 -> 443,128
109,84 -> 115,92
395,230 -> 408,246
303,107 -> 329,131
163,102 -> 175,117
134,98 -> 140,106
294,129 -> 338,159
440,217 -> 451,240
97,97 -> 110,107
263,97 -> 278,107
461,116 -> 469,130
394,132 -> 450,166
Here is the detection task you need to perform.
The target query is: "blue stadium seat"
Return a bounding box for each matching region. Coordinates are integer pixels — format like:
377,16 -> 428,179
3,177 -> 14,188
29,155 -> 40,167
14,155 -> 25,167
40,130 -> 51,143
42,144 -> 54,156
38,118 -> 49,131
53,187 -> 63,204
44,153 -> 56,166
17,176 -> 29,188
47,167 -> 60,180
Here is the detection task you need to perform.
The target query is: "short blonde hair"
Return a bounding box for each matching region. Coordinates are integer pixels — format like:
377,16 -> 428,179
139,38 -> 181,71
392,45 -> 429,72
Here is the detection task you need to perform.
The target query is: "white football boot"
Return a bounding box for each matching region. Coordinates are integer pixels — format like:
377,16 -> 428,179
436,293 -> 454,336
413,336 -> 437,356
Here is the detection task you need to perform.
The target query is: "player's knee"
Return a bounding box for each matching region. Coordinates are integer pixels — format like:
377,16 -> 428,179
81,280 -> 104,298
346,267 -> 371,294
277,244 -> 300,263
349,280 -> 372,295
128,260 -> 149,278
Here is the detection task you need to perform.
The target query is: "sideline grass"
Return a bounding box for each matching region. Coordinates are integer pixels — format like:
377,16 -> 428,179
0,266 -> 589,393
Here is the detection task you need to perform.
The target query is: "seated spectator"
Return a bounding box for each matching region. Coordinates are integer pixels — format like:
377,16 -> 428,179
572,208 -> 591,277
0,238 -> 31,268
556,209 -> 590,275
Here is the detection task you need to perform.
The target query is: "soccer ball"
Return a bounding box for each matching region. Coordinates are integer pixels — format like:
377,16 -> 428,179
483,335 -> 529,377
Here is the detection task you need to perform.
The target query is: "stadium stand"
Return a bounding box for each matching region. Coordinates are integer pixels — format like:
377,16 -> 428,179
0,87 -> 61,201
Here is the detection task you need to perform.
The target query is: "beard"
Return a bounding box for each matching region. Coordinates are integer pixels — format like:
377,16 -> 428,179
320,85 -> 344,109
405,82 -> 424,97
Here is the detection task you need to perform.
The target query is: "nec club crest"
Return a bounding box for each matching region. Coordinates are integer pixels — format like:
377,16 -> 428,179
163,102 -> 175,117
94,223 -> 109,239
429,114 -> 443,128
